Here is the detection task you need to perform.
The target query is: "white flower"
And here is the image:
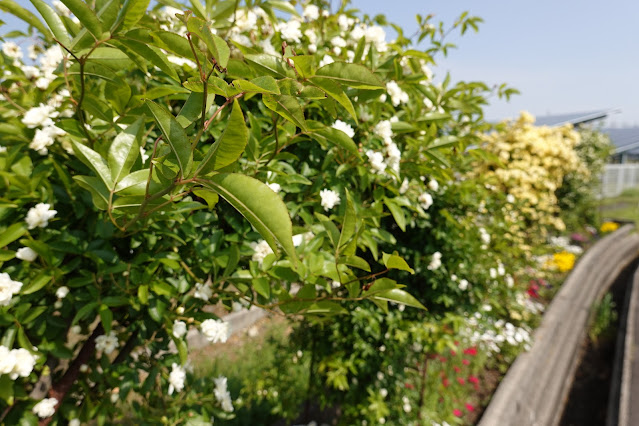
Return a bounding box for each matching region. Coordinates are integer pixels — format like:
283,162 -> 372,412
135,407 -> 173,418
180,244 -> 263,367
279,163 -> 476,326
172,320 -> 187,339
194,282 -> 213,301
386,81 -> 409,106
373,120 -> 393,145
423,96 -> 434,109
95,331 -> 119,355
292,232 -> 314,247
16,247 -> 37,262
167,55 -> 197,68
319,189 -> 341,211
55,286 -> 69,299
427,252 -> 442,271
497,263 -> 506,276
366,150 -> 387,174
25,203 -> 57,229
338,14 -> 351,31
505,275 -> 514,288
428,179 -> 439,191
399,178 -> 410,194
418,192 -> 433,210
331,119 -> 355,138
11,348 -> 35,378
69,419 -> 80,426
276,19 -> 302,42
303,5 -> 319,20
22,104 -> 57,128
22,65 -> 41,79
331,36 -> 347,48
506,194 -> 515,203
168,363 -> 186,395
479,227 -> 491,244
214,376 -> 234,412
458,279 -> 469,291
29,128 -> 56,155
110,389 -> 119,403
380,388 -> 388,397
319,54 -> 334,68
201,319 -> 229,343
2,42 -> 22,60
489,268 -> 497,279
364,25 -> 387,52
0,273 -> 23,306
266,182 -> 281,193
251,240 -> 273,264
0,346 -> 15,376
32,398 -> 57,418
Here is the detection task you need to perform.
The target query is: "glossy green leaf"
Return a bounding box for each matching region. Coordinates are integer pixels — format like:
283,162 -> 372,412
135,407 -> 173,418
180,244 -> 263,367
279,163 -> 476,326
118,39 -> 179,81
29,0 -> 70,45
263,94 -> 308,132
114,170 -> 149,195
337,190 -> 356,250
74,175 -> 110,209
192,189 -> 218,209
315,62 -> 384,89
306,120 -> 359,157
252,277 -> 270,298
310,77 -> 357,120
108,117 -> 144,184
151,30 -> 203,63
290,55 -> 314,78
341,255 -> 371,272
232,76 -> 280,94
200,173 -> 297,264
223,244 -> 240,277
99,305 -> 113,334
245,54 -> 295,79
20,273 -> 51,295
382,252 -> 415,274
176,92 -> 215,127
0,223 -> 27,248
145,100 -> 192,177
112,0 -> 150,32
60,0 -> 103,40
428,135 -> 460,150
197,100 -> 248,175
186,16 -> 230,68
72,141 -> 114,190
362,278 -> 399,297
384,197 -> 406,232
138,284 -> 149,304
0,0 -> 52,41
372,288 -> 426,310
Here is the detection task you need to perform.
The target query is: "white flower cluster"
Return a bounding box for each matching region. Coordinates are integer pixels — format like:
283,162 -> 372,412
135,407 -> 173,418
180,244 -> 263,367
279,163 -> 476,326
331,120 -> 355,138
251,239 -> 274,264
0,273 -> 23,306
479,227 -> 491,247
201,319 -> 229,343
319,189 -> 341,211
427,252 -> 442,271
16,247 -> 37,262
386,81 -> 409,106
32,397 -> 58,418
22,103 -> 67,155
276,19 -> 302,42
25,203 -> 57,229
95,331 -> 119,355
0,345 -> 37,379
194,282 -> 213,301
549,236 -> 583,254
172,320 -> 187,339
292,232 -> 314,247
464,313 -> 532,353
168,363 -> 186,395
418,192 -> 433,210
369,119 -> 402,176
214,376 -> 234,412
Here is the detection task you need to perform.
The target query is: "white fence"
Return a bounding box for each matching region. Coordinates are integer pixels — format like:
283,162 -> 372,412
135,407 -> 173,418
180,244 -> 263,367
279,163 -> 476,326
600,164 -> 639,198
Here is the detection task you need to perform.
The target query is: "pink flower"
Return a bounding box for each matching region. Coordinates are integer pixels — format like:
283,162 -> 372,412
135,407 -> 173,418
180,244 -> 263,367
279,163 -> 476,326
450,350 -> 457,356
453,366 -> 461,373
465,403 -> 475,412
462,359 -> 470,366
468,375 -> 479,385
457,377 -> 465,385
463,347 -> 477,356
442,378 -> 450,387
453,408 -> 463,417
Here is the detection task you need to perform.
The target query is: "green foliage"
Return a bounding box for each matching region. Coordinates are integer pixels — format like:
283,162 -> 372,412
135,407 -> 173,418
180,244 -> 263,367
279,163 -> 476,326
589,292 -> 618,346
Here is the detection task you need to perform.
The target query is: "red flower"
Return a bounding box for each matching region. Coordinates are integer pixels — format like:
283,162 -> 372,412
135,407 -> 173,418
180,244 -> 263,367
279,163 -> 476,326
404,383 -> 415,390
454,366 -> 461,373
463,347 -> 477,356
468,375 -> 479,385
439,356 -> 447,362
450,350 -> 457,356
453,409 -> 463,417
454,340 -> 460,346
457,377 -> 465,385
442,378 -> 450,387
462,359 -> 470,366
465,403 -> 475,412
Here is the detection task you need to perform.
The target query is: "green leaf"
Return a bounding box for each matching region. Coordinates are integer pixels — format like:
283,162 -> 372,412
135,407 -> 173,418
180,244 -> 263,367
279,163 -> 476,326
0,223 -> 27,248
108,117 -> 144,184
252,277 -> 270,298
112,0 -> 150,32
186,16 -> 230,68
384,197 -> 406,232
152,30 -> 203,63
176,339 -> 188,364
0,0 -> 52,41
306,120 -> 359,157
145,100 -> 193,178
263,94 -> 308,132
362,278 -> 399,296
29,0 -> 70,45
315,62 -> 384,89
72,141 -> 114,190
232,76 -> 280,94
337,190 -> 356,250
245,54 -> 295,79
0,375 -> 14,405
99,305 -> 113,334
382,252 -> 415,274
197,100 -> 248,175
117,39 -> 179,81
341,255 -> 371,272
372,289 -> 426,310
21,273 -> 51,295
60,0 -> 103,40
176,92 -> 215,127
74,175 -> 110,209
290,55 -> 314,78
428,135 -> 460,150
223,244 -> 240,277
72,302 -> 99,325
200,174 -> 297,264
309,77 -> 357,121
138,284 -> 149,304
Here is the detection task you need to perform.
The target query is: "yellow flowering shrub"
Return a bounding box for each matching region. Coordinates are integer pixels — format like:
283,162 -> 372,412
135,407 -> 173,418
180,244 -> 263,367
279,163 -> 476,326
473,112 -> 589,240
600,221 -> 620,233
552,252 -> 577,272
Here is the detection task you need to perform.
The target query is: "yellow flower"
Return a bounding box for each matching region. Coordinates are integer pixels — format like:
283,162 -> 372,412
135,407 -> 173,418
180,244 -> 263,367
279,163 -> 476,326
600,221 -> 619,233
552,251 -> 576,272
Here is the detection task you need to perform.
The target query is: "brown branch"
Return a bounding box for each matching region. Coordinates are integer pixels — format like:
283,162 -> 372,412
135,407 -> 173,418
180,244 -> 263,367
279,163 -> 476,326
39,323 -> 104,426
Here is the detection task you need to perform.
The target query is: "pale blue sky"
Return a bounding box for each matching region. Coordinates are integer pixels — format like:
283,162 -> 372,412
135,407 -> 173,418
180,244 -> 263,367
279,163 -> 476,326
4,0 -> 638,126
